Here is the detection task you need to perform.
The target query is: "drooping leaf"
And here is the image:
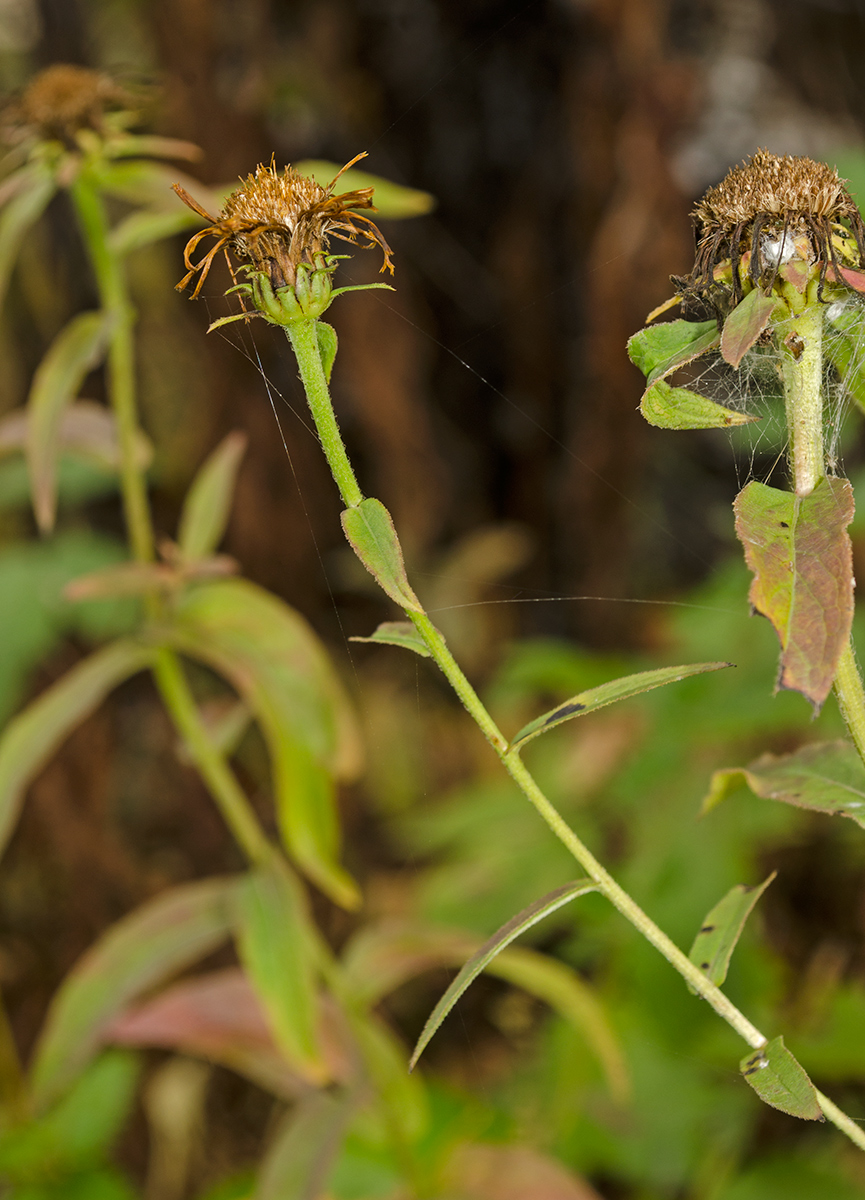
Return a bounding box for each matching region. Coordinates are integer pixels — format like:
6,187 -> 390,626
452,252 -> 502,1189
349,620 -> 431,658
166,579 -> 362,905
177,431 -> 248,560
315,322 -> 338,384
734,477 -> 855,709
109,207 -> 204,257
233,859 -> 325,1083
720,289 -> 779,367
29,877 -> 239,1111
255,1090 -> 357,1200
0,400 -> 152,475
509,661 -> 730,752
0,164 -> 55,303
105,133 -> 202,162
26,310 -> 113,532
341,498 -> 423,612
0,639 -> 152,861
826,263 -> 865,295
688,872 -> 776,990
409,881 -> 597,1070
703,740 -> 865,829
295,160 -> 435,218
640,380 -> 758,430
627,318 -> 719,383
740,1036 -> 823,1120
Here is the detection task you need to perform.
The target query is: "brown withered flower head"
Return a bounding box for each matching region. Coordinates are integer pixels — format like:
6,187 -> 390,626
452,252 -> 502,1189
4,64 -> 135,147
683,149 -> 865,313
174,154 -> 394,302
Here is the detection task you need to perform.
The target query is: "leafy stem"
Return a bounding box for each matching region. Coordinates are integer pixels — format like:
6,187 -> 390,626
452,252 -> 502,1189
282,312 -> 865,1145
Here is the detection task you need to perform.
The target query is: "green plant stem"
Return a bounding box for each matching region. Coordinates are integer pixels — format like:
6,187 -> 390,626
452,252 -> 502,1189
73,171 -> 275,869
284,320 -> 363,508
282,309 -> 865,1149
781,300 -> 824,498
70,172 -> 154,564
834,641 -> 865,765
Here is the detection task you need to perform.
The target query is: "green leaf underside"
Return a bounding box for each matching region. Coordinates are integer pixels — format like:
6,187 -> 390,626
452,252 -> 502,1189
233,860 -> 324,1082
705,740 -> 865,829
29,877 -> 238,1111
409,880 -> 597,1071
688,872 -> 776,990
341,498 -> 423,612
177,430 -> 247,560
0,639 -> 152,863
720,289 -> 779,367
510,661 -> 730,752
349,620 -> 431,657
256,1090 -> 358,1200
640,380 -> 758,430
740,1035 -> 823,1120
627,318 -> 719,383
315,321 -> 338,384
27,310 -> 113,532
294,160 -> 435,218
734,477 -> 855,709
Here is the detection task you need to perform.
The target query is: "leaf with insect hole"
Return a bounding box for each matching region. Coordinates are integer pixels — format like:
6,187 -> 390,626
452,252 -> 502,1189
640,381 -> 759,430
687,872 -> 775,991
740,1036 -> 823,1121
703,739 -> 865,829
734,478 -> 854,710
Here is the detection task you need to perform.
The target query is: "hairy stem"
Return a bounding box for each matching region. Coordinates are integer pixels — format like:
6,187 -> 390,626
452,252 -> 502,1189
781,299 -> 824,499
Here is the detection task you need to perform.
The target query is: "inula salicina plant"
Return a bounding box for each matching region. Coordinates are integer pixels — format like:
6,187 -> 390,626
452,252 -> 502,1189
4,60 -> 865,1197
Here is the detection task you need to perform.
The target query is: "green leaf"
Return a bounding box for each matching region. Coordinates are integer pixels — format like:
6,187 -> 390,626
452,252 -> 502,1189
166,579 -> 362,905
341,498 -> 423,612
315,321 -> 338,384
825,305 -> 865,415
704,740 -> 865,829
233,859 -> 325,1083
509,661 -> 730,752
740,1035 -> 823,1120
688,872 -> 776,990
640,380 -> 758,430
627,318 -> 719,383
177,431 -> 247,560
29,877 -> 238,1112
0,639 -> 152,862
109,207 -> 203,257
351,1013 -> 429,1142
255,1090 -> 357,1200
349,620 -> 431,658
26,311 -> 113,532
295,160 -> 435,218
409,881 -> 597,1070
734,477 -> 855,709
720,289 -> 779,367
0,1051 -> 139,1180
0,164 -> 55,304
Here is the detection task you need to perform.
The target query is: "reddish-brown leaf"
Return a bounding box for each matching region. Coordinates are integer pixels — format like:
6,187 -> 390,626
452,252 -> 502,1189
720,289 -> 779,367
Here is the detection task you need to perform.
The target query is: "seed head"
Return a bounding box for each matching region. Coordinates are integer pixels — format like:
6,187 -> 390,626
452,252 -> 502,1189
6,64 -> 133,146
175,155 -> 394,299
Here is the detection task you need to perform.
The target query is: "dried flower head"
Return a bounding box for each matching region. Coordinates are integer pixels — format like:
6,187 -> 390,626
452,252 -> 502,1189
5,64 -> 134,146
684,149 -> 865,311
174,154 -> 394,301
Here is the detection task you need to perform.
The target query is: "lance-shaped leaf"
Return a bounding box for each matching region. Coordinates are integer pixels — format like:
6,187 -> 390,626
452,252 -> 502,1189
740,1036 -> 823,1120
0,163 -> 55,303
409,881 -> 597,1071
720,289 -> 779,367
509,661 -> 730,753
734,477 -> 854,709
627,318 -> 719,383
0,401 -> 152,475
109,206 -> 204,257
349,620 -> 431,658
688,872 -> 776,990
233,859 -> 326,1084
26,310 -> 113,532
29,877 -> 239,1111
640,380 -> 758,430
166,579 -> 362,906
0,639 -> 152,861
256,1089 -> 358,1200
177,431 -> 247,560
315,321 -> 338,384
295,160 -> 435,218
341,498 -> 423,612
704,739 -> 865,828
